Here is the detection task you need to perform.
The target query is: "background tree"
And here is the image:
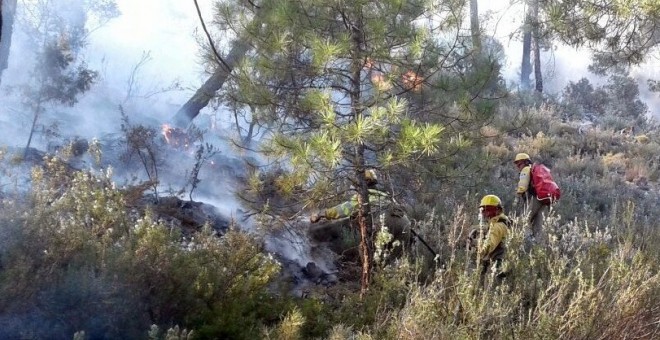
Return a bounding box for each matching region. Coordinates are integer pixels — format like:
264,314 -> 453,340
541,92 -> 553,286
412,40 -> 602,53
560,73 -> 649,129
470,0 -> 481,54
17,0 -> 118,155
0,0 -> 17,85
517,0 -> 660,93
519,0 -> 544,92
531,0 -> 542,92
520,0 -> 533,90
544,0 -> 660,74
22,37 -> 98,155
169,0 -> 257,128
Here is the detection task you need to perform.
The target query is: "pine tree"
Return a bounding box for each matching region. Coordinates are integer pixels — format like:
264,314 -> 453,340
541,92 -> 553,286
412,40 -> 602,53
17,0 -> 119,155
208,0 -> 472,294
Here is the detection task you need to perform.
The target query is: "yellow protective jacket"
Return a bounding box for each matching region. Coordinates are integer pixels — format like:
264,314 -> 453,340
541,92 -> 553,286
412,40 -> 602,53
479,213 -> 510,261
516,164 -> 532,196
323,189 -> 390,220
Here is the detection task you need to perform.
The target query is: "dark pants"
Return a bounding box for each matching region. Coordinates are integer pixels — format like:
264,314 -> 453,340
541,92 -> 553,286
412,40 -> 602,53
480,258 -> 507,288
528,198 -> 549,244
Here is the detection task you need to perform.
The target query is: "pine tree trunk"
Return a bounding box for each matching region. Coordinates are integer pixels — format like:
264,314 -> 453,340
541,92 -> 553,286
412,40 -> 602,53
0,0 -> 17,85
532,0 -> 543,93
470,0 -> 481,54
25,101 -> 42,157
170,39 -> 250,128
533,39 -> 542,93
349,13 -> 372,298
520,0 -> 533,90
356,159 -> 372,299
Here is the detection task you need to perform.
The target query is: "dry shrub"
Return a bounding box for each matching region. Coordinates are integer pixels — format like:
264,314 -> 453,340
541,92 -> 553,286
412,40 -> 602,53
548,121 -> 579,137
516,131 -> 570,161
601,152 -> 628,173
495,105 -> 554,139
479,125 -> 500,139
608,132 -> 629,147
579,129 -> 607,154
325,325 -> 369,340
624,159 -> 650,183
627,139 -> 660,159
483,142 -> 510,159
365,205 -> 660,340
265,308 -> 305,340
634,134 -> 650,144
556,155 -> 605,177
574,127 -> 629,157
529,132 -> 553,154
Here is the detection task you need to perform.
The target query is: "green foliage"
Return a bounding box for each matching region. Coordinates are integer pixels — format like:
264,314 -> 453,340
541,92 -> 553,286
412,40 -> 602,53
17,0 -> 117,152
544,0 -> 660,71
209,0 -> 503,218
560,73 -> 649,128
119,107 -> 163,200
186,143 -> 220,201
561,78 -> 608,118
0,160 -> 283,339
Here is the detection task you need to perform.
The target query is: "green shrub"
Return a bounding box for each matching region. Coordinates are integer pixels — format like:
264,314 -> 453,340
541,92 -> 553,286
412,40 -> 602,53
0,161 -> 283,339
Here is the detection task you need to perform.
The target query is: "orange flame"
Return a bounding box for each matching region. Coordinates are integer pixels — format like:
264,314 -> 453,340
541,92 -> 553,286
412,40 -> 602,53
161,123 -> 191,150
364,57 -> 374,70
402,70 -> 423,92
162,124 -> 174,144
370,73 -> 392,91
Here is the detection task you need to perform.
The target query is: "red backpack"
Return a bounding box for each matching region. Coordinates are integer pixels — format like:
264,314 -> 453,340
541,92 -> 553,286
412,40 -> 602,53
530,163 -> 560,204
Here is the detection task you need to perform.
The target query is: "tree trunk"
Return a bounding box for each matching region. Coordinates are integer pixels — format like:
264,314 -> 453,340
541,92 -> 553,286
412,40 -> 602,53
533,38 -> 542,93
349,13 -> 372,298
0,0 -> 17,85
520,0 -> 532,90
470,0 -> 481,55
170,39 -> 250,128
25,101 -> 42,157
355,158 -> 372,299
532,0 -> 543,93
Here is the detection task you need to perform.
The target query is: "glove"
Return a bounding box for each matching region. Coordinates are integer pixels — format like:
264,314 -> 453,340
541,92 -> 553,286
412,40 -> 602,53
310,212 -> 324,223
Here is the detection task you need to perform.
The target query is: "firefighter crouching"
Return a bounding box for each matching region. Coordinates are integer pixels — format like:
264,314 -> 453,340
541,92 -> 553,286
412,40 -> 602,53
468,194 -> 510,286
309,169 -> 411,256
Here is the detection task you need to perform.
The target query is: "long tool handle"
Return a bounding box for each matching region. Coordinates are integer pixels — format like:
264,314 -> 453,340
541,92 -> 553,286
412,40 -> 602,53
410,228 -> 438,258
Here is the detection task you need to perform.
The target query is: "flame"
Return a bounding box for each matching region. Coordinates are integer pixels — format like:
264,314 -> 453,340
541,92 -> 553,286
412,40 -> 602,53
364,57 -> 374,70
162,124 -> 174,144
402,70 -> 423,92
370,73 -> 392,91
161,123 -> 192,150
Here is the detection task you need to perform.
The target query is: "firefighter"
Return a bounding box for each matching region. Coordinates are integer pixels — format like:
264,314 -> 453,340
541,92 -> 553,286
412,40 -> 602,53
468,194 -> 510,286
309,169 -> 411,252
513,152 -> 549,244
310,169 -> 385,222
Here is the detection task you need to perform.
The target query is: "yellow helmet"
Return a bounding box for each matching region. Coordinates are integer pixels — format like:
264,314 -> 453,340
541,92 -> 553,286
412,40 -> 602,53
479,194 -> 502,208
365,169 -> 378,182
514,153 -> 531,162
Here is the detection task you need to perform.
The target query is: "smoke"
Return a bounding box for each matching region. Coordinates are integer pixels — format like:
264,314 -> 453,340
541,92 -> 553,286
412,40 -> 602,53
631,61 -> 660,119
0,0 -> 218,148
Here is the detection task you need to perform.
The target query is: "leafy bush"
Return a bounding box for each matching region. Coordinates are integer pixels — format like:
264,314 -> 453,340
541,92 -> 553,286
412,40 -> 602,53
0,161 -> 283,339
